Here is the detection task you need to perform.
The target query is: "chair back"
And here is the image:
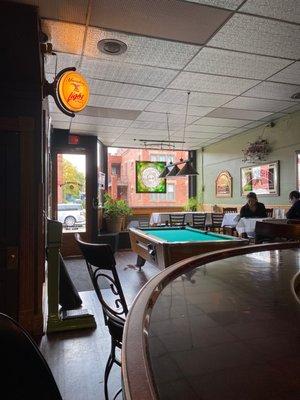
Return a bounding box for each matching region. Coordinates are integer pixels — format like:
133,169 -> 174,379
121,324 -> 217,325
75,234 -> 128,323
211,213 -> 224,227
169,213 -> 186,226
266,208 -> 273,218
139,218 -> 150,228
223,207 -> 237,213
192,213 -> 206,229
0,313 -> 62,400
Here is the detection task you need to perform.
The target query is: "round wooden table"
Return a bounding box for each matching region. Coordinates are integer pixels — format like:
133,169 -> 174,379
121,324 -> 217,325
122,242 -> 300,400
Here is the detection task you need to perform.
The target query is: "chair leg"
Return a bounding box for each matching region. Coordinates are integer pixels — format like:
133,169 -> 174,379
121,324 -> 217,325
104,339 -> 116,400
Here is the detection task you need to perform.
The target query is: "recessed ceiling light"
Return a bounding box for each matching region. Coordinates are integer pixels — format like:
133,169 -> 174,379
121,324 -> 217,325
291,92 -> 300,99
97,39 -> 127,55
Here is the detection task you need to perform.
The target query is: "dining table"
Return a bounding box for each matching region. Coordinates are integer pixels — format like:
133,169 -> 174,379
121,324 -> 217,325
122,242 -> 300,400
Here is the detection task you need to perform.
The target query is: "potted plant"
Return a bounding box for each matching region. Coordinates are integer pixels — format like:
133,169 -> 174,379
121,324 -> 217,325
103,193 -> 132,233
183,196 -> 198,212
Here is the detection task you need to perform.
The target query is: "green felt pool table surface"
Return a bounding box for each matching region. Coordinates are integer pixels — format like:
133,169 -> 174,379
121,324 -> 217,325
142,227 -> 233,242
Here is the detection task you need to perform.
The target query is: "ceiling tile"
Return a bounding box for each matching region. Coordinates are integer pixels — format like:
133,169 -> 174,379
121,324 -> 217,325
80,106 -> 141,120
86,79 -> 162,100
136,112 -> 198,125
85,27 -> 200,69
52,121 -> 71,129
259,112 -> 288,122
44,53 -> 80,74
42,20 -> 84,54
268,62 -> 300,85
169,71 -> 258,95
185,47 -> 291,80
79,58 -> 178,87
240,0 -> 300,24
50,112 -> 71,122
208,14 -> 300,59
73,115 -> 132,127
155,89 -> 234,107
224,97 -> 294,112
281,104 -> 300,114
195,117 -> 252,127
90,0 -> 231,45
145,101 -> 214,116
243,81 -> 300,101
130,121 -> 168,130
186,124 -> 234,133
125,128 -> 168,136
71,124 -> 126,134
35,1 -> 89,24
88,94 -> 149,111
206,107 -> 272,120
182,0 -> 244,10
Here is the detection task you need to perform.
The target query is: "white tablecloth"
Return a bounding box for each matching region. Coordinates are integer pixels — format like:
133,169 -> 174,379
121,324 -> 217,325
221,213 -> 239,227
149,212 -> 212,226
235,218 -> 267,236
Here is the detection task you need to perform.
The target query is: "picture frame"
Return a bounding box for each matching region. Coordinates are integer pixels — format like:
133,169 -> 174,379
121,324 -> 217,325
240,161 -> 280,196
135,161 -> 167,193
215,170 -> 232,198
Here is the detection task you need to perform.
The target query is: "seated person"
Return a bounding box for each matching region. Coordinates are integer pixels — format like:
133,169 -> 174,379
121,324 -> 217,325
286,190 -> 300,219
240,192 -> 267,218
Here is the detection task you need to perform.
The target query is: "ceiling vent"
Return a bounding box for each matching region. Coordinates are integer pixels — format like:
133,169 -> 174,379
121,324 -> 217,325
97,39 -> 127,55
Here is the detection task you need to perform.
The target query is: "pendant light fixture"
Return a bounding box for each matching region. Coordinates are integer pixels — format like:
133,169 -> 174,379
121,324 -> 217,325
158,112 -> 172,178
176,91 -> 198,177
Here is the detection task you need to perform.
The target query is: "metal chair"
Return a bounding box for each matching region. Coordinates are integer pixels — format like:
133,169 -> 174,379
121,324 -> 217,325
266,208 -> 273,218
169,213 -> 186,226
210,213 -> 224,233
191,213 -> 207,230
75,234 -> 128,400
0,312 -> 62,400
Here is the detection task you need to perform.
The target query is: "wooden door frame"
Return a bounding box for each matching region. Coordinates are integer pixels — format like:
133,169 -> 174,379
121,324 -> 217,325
0,117 -> 44,335
51,135 -> 98,257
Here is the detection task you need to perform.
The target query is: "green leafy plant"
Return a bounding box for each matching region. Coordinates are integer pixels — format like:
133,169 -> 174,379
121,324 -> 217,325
183,196 -> 199,211
103,193 -> 132,217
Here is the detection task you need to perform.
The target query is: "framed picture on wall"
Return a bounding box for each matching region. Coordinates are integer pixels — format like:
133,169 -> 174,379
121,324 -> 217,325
240,161 -> 280,196
136,161 -> 167,193
215,171 -> 232,197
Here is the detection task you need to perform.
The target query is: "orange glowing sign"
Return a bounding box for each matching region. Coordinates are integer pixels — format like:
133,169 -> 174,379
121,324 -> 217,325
57,71 -> 89,113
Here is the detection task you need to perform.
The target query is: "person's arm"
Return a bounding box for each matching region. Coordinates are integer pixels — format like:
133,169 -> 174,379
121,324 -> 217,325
239,205 -> 246,218
259,203 -> 267,218
286,205 -> 296,219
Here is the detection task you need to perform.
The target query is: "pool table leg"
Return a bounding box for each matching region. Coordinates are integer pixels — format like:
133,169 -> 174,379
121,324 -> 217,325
136,255 -> 146,271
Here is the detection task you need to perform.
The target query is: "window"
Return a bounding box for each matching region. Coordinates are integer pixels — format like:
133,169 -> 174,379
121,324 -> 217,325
151,183 -> 175,202
151,154 -> 174,164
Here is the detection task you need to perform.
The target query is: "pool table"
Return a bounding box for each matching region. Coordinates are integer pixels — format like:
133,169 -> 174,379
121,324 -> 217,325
129,226 -> 248,269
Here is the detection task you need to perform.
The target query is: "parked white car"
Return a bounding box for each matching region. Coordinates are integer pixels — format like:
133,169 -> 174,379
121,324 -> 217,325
57,203 -> 85,227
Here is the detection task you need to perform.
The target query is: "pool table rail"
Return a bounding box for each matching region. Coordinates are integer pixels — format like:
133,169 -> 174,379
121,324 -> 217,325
129,227 -> 249,269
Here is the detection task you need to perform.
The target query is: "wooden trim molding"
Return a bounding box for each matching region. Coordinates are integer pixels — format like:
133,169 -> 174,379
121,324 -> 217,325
122,241 -> 300,400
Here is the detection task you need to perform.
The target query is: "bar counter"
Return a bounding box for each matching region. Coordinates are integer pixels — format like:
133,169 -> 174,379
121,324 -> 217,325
122,243 -> 300,400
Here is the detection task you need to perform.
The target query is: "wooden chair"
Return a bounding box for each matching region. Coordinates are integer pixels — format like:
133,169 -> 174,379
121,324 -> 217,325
138,218 -> 150,228
222,207 -> 238,213
210,213 -> 224,233
0,312 -> 62,400
75,234 -> 128,400
191,213 -> 207,230
266,208 -> 273,218
169,213 -> 186,227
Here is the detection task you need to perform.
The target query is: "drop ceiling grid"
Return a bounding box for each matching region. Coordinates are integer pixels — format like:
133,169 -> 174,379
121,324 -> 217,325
39,1 -> 300,149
